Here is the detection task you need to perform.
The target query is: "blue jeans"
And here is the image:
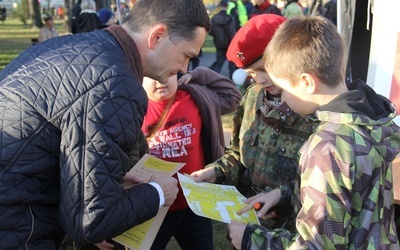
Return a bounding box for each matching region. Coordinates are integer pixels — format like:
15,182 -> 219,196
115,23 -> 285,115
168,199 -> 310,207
209,49 -> 236,79
150,208 -> 213,250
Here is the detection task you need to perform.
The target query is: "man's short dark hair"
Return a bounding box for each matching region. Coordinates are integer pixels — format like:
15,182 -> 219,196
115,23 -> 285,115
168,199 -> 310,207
123,0 -> 210,42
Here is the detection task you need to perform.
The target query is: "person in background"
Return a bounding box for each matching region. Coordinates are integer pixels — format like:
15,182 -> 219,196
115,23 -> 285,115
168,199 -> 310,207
191,14 -> 314,233
0,5 -> 6,23
249,0 -> 281,18
71,0 -> 82,34
283,0 -> 304,19
209,0 -> 236,79
41,6 -> 47,17
242,0 -> 254,20
307,0 -> 324,16
143,67 -> 241,250
113,2 -> 129,25
188,49 -> 202,71
57,6 -> 64,19
38,15 -> 59,42
97,8 -> 114,28
324,0 -> 337,26
49,5 -> 56,17
228,15 -> 400,249
227,0 -> 248,31
0,0 -> 210,248
75,0 -> 102,33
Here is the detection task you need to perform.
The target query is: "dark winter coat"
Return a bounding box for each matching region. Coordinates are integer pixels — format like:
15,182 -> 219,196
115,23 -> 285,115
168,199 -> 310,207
209,10 -> 236,50
0,25 -> 160,249
250,0 -> 282,18
75,9 -> 102,33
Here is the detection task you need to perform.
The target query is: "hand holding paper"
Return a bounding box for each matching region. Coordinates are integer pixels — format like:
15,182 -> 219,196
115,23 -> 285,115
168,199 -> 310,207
123,172 -> 145,188
113,154 -> 185,250
190,167 -> 216,183
178,173 -> 260,225
149,175 -> 178,207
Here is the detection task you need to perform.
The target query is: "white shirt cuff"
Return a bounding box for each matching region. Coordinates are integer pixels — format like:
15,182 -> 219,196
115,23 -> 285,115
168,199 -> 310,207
149,182 -> 164,208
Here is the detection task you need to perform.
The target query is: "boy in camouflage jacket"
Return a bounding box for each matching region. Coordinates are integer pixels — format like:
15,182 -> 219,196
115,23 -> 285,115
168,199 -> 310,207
229,15 -> 400,249
191,14 -> 314,231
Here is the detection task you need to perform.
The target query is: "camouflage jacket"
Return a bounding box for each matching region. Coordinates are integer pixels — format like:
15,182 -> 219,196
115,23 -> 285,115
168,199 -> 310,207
207,84 -> 314,229
243,80 -> 400,249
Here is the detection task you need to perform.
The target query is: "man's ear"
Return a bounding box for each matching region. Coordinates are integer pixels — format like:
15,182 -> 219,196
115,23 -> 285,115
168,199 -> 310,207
148,24 -> 168,50
300,73 -> 317,94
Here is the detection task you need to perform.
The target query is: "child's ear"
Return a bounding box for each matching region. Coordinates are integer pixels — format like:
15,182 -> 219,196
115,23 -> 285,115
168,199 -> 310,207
300,73 -> 317,94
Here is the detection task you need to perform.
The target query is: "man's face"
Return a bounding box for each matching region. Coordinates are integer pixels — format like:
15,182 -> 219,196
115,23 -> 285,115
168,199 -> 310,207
142,75 -> 178,102
244,59 -> 281,96
147,27 -> 206,84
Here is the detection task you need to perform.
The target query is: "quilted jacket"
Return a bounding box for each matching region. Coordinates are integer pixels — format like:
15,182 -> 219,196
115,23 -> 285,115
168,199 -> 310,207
0,26 -> 160,249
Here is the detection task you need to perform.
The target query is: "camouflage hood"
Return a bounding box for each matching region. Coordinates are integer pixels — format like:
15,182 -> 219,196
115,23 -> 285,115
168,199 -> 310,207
308,79 -> 400,162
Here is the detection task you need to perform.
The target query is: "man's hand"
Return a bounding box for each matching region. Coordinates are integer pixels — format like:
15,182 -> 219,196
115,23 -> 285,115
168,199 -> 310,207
228,221 -> 247,250
190,168 -> 216,183
149,176 -> 178,207
95,240 -> 114,250
123,172 -> 145,189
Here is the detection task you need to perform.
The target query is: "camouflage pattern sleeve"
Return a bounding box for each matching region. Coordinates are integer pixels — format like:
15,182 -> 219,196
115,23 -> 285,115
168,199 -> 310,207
274,182 -> 293,206
206,84 -> 262,187
242,143 -> 349,249
243,123 -> 400,249
206,103 -> 246,185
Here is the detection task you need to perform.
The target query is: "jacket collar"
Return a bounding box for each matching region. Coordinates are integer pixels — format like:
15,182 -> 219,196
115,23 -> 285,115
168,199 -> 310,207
104,25 -> 143,82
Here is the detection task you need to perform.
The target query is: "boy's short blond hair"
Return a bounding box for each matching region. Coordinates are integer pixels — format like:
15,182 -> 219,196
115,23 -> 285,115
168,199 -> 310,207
263,15 -> 345,87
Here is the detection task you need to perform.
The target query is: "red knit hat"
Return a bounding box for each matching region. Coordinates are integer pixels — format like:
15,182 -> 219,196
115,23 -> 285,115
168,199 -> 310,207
226,14 -> 286,68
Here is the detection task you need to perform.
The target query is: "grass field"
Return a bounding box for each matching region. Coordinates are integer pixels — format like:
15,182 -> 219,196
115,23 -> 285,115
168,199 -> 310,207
0,18 -> 216,70
0,18 -> 67,70
0,18 -> 233,249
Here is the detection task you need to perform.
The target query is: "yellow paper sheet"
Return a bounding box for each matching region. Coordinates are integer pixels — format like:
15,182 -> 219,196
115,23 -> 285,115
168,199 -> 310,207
178,173 -> 260,225
113,154 -> 185,250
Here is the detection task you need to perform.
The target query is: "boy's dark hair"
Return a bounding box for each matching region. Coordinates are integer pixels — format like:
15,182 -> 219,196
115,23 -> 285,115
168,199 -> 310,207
264,15 -> 345,87
123,0 -> 210,42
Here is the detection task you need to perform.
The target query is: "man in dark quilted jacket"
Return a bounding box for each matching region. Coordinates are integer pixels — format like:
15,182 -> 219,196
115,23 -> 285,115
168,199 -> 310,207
0,0 -> 210,249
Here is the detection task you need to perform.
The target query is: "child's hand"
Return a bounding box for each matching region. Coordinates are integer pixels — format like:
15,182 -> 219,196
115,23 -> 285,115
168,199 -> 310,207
177,73 -> 192,85
236,189 -> 281,219
227,221 -> 247,249
190,168 -> 216,183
